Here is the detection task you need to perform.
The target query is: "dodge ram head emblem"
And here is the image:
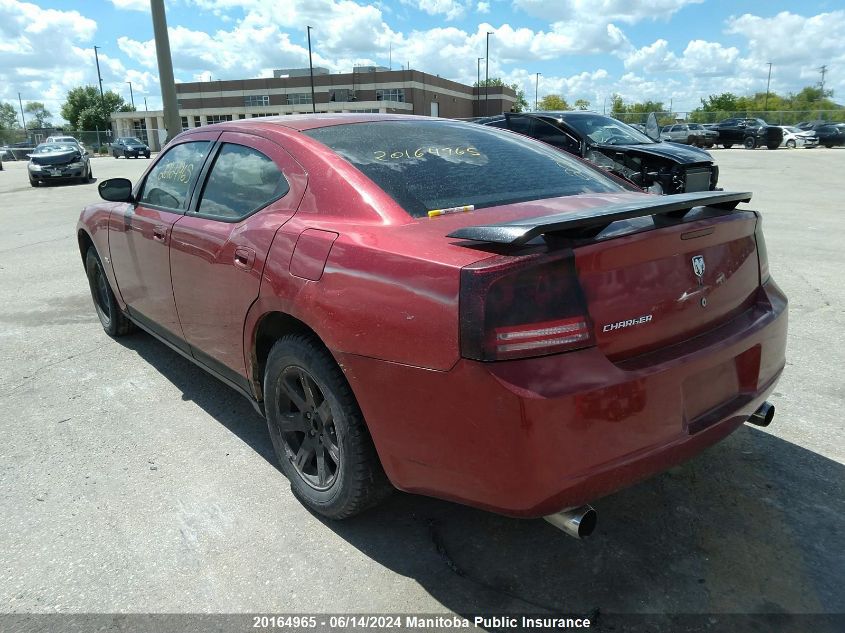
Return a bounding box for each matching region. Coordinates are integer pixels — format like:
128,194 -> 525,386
691,255 -> 705,280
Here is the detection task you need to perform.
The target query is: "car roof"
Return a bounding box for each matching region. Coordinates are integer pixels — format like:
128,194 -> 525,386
185,112 -> 423,135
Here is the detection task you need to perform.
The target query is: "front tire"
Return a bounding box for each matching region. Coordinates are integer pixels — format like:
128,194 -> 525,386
786,139 -> 796,149
85,248 -> 135,337
264,334 -> 391,519
722,143 -> 733,149
743,136 -> 757,150
29,177 -> 38,187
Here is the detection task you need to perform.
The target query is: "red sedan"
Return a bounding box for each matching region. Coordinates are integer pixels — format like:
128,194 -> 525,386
78,114 -> 787,537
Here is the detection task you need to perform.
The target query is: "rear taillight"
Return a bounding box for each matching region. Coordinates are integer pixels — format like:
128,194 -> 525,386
460,251 -> 595,361
753,214 -> 770,284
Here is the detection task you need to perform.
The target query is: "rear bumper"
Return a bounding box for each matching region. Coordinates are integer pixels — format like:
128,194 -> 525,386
339,280 -> 788,518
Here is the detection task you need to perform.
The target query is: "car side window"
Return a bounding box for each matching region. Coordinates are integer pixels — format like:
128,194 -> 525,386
533,118 -> 581,153
139,141 -> 210,211
505,115 -> 534,136
196,143 -> 290,221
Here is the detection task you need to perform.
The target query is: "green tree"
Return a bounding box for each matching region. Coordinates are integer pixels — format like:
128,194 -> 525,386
474,77 -> 529,113
574,99 -> 591,110
0,102 -> 20,129
24,101 -> 52,128
699,93 -> 740,112
61,86 -> 134,131
538,94 -> 570,111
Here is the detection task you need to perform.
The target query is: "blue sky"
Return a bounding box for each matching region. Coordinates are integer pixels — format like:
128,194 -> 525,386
2,0 -> 842,122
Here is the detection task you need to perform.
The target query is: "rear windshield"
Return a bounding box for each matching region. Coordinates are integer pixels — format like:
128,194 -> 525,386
303,120 -> 625,218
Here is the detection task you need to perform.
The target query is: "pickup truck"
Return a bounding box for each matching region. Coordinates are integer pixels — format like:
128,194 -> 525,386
711,118 -> 783,150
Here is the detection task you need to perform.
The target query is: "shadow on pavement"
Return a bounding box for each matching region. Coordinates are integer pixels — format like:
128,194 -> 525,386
116,331 -> 844,630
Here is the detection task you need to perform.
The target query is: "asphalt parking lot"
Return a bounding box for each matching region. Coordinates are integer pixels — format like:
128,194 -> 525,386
0,148 -> 843,627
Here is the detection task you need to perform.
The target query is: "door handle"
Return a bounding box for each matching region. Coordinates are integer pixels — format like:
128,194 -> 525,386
153,224 -> 167,243
234,247 -> 256,271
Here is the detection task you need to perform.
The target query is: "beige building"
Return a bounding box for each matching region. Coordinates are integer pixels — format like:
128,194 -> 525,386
111,67 -> 517,150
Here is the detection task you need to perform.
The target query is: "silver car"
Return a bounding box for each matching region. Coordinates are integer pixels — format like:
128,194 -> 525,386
27,142 -> 93,187
661,123 -> 718,148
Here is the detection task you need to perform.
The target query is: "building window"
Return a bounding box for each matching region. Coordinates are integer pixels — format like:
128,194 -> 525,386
287,93 -> 313,105
180,116 -> 189,131
330,89 -> 355,102
238,114 -> 246,119
251,112 -> 279,118
132,120 -> 149,144
244,94 -> 270,107
207,114 -> 233,124
376,88 -> 405,102
193,115 -> 202,127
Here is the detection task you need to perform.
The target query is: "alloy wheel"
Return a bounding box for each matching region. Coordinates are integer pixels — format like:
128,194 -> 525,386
276,366 -> 341,490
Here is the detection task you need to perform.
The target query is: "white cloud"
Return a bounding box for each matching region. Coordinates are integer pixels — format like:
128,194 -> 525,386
678,40 -> 739,76
623,39 -> 677,72
512,0 -> 703,24
107,0 -> 149,11
0,0 -> 99,122
476,2 -> 490,14
403,0 -> 467,20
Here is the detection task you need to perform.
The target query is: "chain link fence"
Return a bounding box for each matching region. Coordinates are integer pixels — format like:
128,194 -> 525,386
611,110 -> 845,126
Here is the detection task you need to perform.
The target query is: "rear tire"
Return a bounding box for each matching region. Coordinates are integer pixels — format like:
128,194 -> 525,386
85,248 -> 135,337
264,334 -> 392,519
743,136 -> 757,150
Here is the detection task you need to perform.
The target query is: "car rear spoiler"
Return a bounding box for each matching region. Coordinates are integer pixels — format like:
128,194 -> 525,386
447,191 -> 752,246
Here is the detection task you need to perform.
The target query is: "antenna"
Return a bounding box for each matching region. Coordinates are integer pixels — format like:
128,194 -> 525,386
818,65 -> 827,92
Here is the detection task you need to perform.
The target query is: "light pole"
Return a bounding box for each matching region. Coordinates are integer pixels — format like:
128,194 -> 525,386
18,92 -> 26,129
307,26 -> 316,114
93,46 -> 105,104
477,57 -> 483,114
150,0 -> 182,142
127,81 -> 135,109
534,72 -> 541,110
764,62 -> 773,111
485,32 -> 492,116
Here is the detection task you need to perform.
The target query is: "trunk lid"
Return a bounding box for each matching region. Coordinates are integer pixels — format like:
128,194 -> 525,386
574,210 -> 760,361
445,191 -> 761,362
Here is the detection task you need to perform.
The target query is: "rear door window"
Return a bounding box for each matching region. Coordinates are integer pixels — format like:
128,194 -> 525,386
304,120 -> 625,218
139,141 -> 210,211
195,143 -> 289,221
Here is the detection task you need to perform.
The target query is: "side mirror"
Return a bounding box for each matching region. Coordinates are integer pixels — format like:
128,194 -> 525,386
645,112 -> 661,141
98,178 -> 134,203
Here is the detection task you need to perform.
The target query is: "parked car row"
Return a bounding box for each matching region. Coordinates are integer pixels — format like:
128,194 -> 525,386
6,134 -> 153,187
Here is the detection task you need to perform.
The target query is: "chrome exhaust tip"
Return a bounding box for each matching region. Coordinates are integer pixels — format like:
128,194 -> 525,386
747,401 -> 775,427
544,505 -> 597,539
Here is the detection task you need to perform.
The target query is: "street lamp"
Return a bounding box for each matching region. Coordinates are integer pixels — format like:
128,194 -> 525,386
764,62 -> 773,111
18,92 -> 26,129
534,72 -> 541,111
306,26 -> 316,114
127,81 -> 135,109
477,57 -> 483,114
485,31 -> 492,116
93,46 -> 105,103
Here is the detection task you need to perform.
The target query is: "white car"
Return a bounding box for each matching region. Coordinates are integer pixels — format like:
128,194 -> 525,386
778,126 -> 818,149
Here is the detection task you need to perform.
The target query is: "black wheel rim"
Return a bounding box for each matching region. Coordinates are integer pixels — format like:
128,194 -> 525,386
91,261 -> 111,322
276,366 -> 340,490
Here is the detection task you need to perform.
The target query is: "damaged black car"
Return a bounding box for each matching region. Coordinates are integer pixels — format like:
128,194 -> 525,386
476,111 -> 718,195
